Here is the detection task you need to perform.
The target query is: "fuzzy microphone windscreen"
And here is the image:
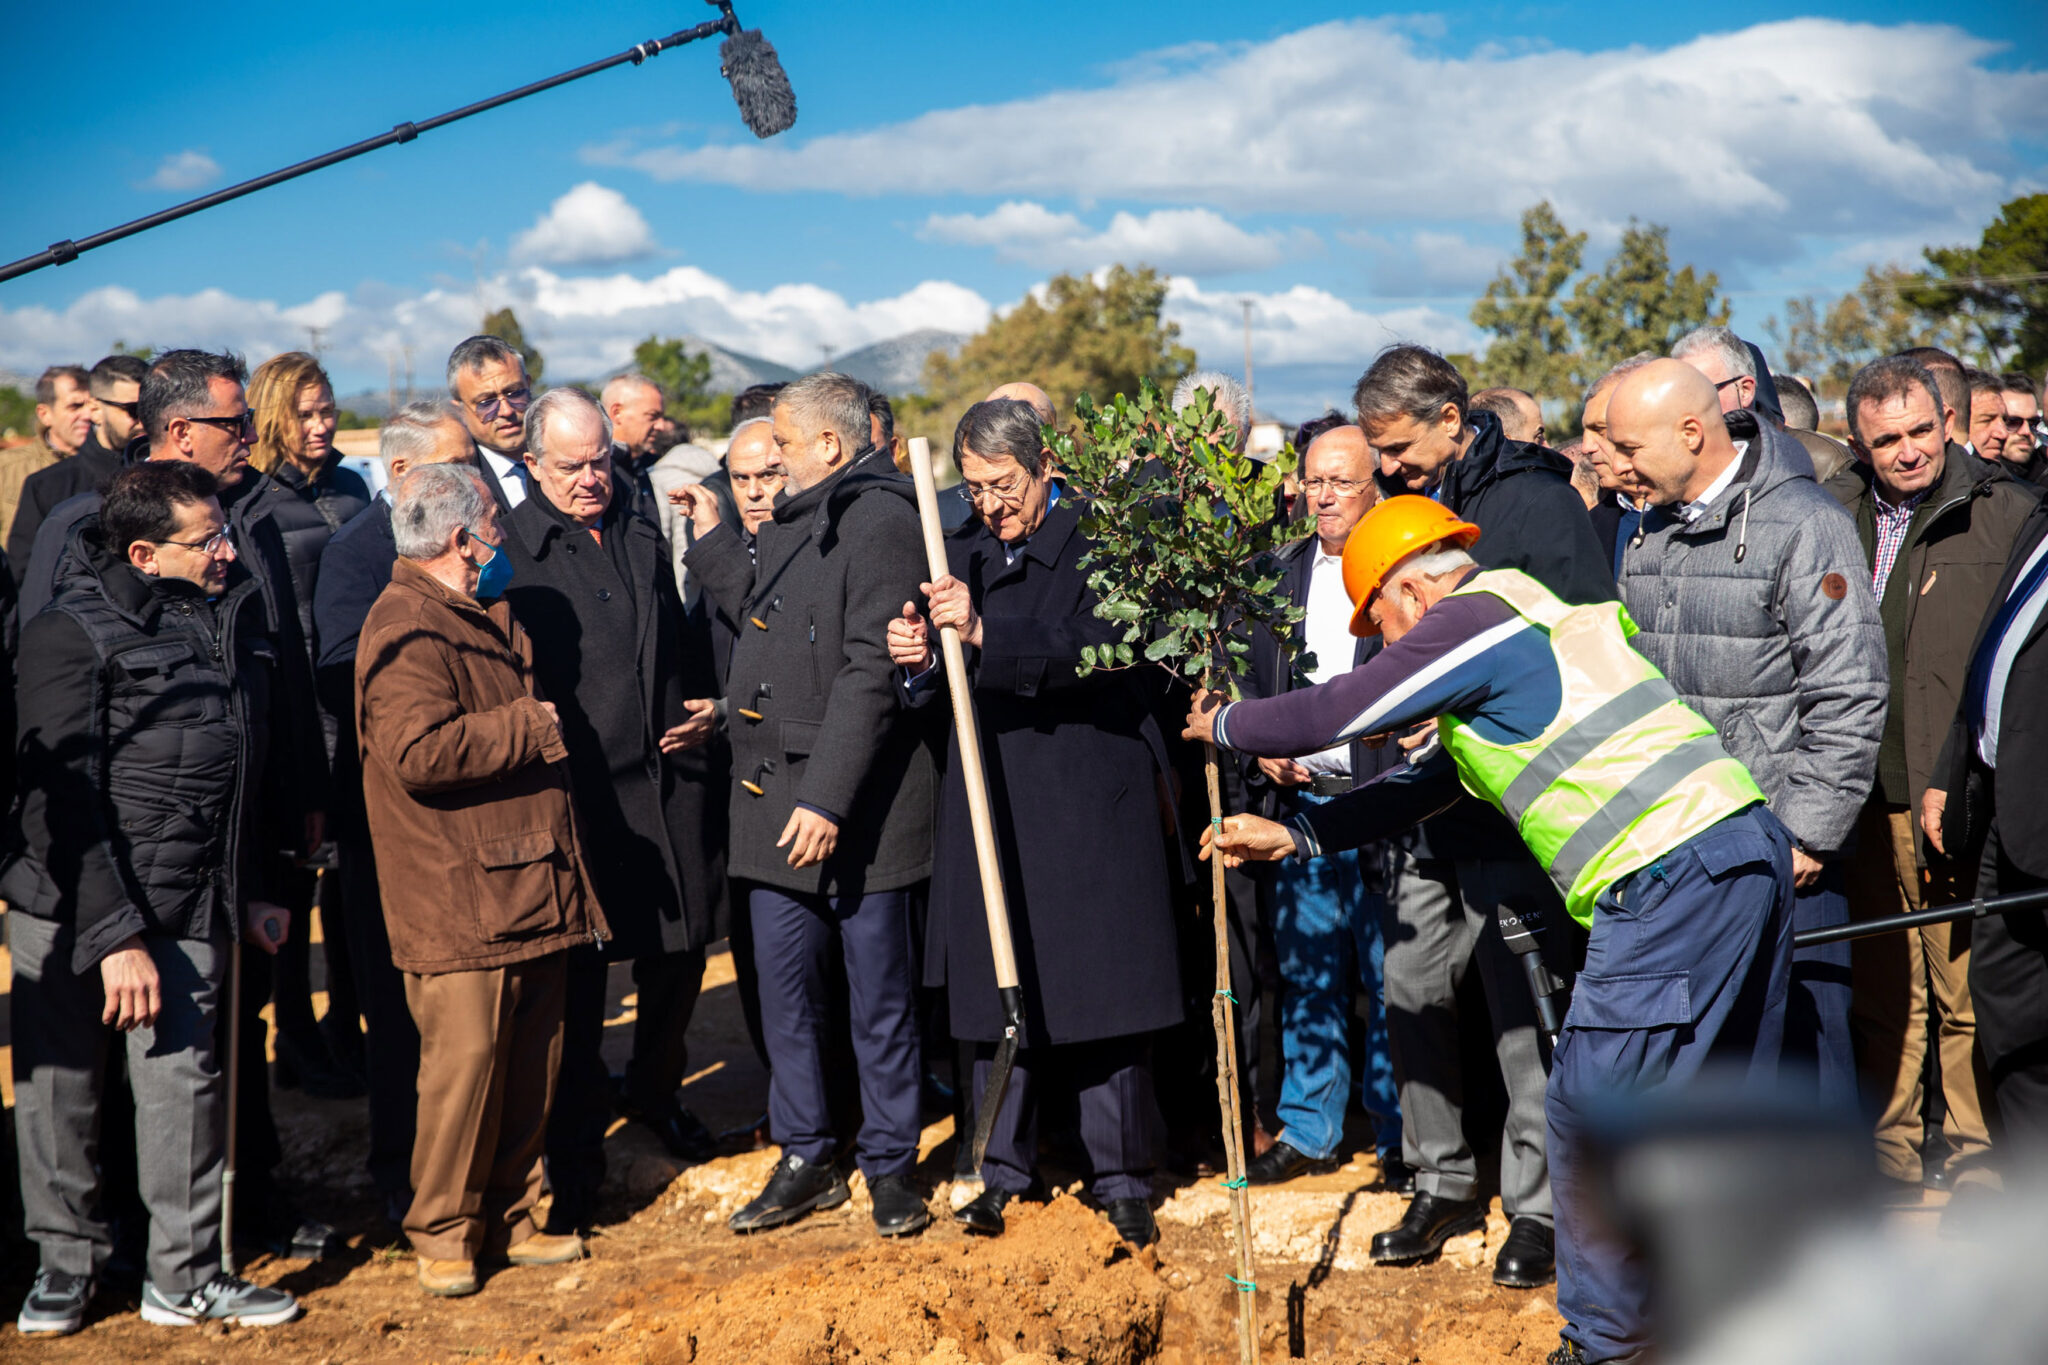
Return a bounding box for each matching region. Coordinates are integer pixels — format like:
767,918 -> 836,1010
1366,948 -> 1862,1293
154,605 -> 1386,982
721,28 -> 796,139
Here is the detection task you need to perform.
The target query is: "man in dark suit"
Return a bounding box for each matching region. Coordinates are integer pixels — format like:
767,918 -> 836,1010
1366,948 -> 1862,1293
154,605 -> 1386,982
498,388 -> 731,1230
1926,494 -> 2048,1175
445,336 -> 533,512
887,398 -> 1183,1248
1236,423 -> 1406,1193
310,400 -> 475,1222
674,372 -> 936,1239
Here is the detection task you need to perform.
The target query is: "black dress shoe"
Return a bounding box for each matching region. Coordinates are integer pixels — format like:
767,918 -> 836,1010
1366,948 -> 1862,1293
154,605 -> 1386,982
1369,1191 -> 1485,1264
1244,1140 -> 1339,1186
954,1185 -> 1015,1236
1493,1216 -> 1555,1288
638,1104 -> 720,1163
868,1173 -> 931,1237
728,1152 -> 850,1233
1104,1198 -> 1157,1248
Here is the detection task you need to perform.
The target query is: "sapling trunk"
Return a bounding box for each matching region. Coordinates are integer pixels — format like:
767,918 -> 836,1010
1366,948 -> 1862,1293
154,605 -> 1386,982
1205,740 -> 1261,1364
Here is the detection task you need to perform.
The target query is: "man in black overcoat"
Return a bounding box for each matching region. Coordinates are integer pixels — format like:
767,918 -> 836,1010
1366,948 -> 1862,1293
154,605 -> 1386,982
673,372 -> 937,1239
498,388 -> 730,1231
887,398 -> 1182,1248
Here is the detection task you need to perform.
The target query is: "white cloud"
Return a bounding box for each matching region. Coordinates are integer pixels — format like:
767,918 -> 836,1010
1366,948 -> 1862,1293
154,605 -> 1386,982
1165,277 -> 1475,369
0,267 -> 992,391
592,18 -> 2047,267
143,149 -> 221,192
510,182 -> 661,267
921,201 -> 1314,274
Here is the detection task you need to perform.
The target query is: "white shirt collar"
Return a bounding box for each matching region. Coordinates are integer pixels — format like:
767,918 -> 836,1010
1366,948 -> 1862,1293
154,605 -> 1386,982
1680,441 -> 1747,523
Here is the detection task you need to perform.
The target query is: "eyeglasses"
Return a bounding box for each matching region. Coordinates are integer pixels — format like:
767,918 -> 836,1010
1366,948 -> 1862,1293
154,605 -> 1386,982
1301,477 -> 1372,499
469,385 -> 532,423
155,529 -> 233,557
1712,376 -> 1748,391
186,410 -> 254,437
962,475 -> 1030,507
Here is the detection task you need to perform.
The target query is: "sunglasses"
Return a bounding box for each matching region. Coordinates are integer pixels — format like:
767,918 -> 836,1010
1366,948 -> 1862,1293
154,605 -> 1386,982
469,385 -> 532,423
186,410 -> 255,437
97,397 -> 141,418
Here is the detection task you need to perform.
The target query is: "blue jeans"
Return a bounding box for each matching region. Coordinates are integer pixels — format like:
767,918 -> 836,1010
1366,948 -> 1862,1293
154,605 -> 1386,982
1268,791 -> 1400,1161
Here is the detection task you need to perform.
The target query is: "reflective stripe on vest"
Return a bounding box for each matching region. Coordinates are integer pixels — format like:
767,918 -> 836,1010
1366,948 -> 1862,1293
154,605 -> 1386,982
1437,569 -> 1765,926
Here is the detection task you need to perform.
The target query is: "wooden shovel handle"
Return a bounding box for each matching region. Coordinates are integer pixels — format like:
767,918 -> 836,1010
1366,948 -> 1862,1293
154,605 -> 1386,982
907,437 -> 1021,992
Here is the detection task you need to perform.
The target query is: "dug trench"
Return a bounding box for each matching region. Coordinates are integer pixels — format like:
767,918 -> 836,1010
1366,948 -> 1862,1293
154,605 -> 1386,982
0,936 -> 1563,1363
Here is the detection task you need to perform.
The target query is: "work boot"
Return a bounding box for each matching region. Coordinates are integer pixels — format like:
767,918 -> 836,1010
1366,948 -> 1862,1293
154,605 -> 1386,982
507,1232 -> 586,1265
954,1186 -> 1016,1236
1245,1139 -> 1339,1185
1368,1191 -> 1485,1264
869,1173 -> 932,1237
728,1151 -> 850,1233
1547,1340 -> 1644,1365
1493,1217 -> 1555,1288
417,1259 -> 479,1297
140,1275 -> 300,1327
1105,1198 -> 1158,1248
16,1270 -> 92,1335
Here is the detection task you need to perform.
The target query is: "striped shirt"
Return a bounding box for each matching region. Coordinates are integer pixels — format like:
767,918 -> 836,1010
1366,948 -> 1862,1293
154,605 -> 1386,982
1870,487 -> 1928,599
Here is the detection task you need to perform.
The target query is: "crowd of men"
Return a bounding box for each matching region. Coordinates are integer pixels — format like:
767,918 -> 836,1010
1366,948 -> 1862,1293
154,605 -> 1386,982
0,324 -> 2046,1365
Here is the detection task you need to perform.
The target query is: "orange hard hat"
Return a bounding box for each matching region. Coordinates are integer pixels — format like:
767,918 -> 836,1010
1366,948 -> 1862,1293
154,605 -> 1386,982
1340,495 -> 1482,637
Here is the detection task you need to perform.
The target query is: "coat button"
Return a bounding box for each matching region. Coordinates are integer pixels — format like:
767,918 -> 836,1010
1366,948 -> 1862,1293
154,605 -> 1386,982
597,589 -> 612,601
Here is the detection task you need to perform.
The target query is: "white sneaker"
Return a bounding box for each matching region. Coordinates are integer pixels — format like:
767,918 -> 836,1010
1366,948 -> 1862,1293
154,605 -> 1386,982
140,1274 -> 300,1328
16,1269 -> 92,1335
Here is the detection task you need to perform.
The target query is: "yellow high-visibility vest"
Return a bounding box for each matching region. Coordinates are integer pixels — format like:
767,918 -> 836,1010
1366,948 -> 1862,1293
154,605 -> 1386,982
1437,569 -> 1765,926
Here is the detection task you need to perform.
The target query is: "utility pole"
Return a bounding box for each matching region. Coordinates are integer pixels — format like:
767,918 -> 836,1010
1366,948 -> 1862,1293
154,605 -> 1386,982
1241,299 -> 1255,420
403,344 -> 415,404
818,342 -> 834,372
307,325 -> 326,358
386,355 -> 397,418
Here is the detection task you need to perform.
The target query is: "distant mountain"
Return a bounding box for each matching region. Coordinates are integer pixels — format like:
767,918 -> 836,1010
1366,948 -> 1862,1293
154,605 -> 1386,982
829,329 -> 968,395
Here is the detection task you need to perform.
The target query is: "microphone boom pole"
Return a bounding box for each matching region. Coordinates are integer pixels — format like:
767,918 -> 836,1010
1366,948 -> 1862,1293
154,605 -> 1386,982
0,1 -> 795,285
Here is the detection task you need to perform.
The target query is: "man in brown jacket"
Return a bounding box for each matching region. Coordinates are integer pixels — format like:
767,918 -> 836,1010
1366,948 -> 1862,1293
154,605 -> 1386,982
1826,355 -> 2042,1192
356,463 -> 606,1296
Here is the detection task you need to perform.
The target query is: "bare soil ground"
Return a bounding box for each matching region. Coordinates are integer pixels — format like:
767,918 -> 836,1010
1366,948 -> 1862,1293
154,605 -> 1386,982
0,936 -> 1566,1364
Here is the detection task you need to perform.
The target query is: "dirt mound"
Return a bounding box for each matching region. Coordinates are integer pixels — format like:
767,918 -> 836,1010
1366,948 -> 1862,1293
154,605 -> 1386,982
651,1193 -> 1165,1364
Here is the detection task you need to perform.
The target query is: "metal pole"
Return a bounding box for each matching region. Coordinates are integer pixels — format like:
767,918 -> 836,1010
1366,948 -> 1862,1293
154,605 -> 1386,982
0,8 -> 741,284
1792,887 -> 2048,949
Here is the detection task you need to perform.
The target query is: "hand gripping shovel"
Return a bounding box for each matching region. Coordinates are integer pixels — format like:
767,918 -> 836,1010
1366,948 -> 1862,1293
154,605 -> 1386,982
907,437 -> 1025,1173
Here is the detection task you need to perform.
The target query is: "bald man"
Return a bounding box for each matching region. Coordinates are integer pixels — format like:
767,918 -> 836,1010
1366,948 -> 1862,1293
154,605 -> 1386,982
1236,424 -> 1408,1194
1607,358 -> 1885,1109
1471,387 -> 1545,447
986,381 -> 1056,425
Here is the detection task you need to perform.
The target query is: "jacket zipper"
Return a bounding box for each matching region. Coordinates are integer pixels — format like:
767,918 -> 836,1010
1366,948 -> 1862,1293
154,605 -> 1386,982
213,582 -> 256,933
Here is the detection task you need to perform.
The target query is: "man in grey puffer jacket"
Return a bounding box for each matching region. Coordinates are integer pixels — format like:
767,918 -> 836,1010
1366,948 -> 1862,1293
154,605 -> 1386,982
1607,360 -> 1886,1108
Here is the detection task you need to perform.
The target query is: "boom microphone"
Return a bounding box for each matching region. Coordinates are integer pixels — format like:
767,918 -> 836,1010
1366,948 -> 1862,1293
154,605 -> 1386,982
0,2 -> 800,284
721,28 -> 798,139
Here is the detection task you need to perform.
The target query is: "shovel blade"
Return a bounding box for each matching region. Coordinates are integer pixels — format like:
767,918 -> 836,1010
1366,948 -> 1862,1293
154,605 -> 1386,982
967,986 -> 1026,1175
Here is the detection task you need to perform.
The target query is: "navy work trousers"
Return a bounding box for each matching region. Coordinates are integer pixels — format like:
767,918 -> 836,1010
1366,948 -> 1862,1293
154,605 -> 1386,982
751,885 -> 922,1178
1548,805 -> 1795,1363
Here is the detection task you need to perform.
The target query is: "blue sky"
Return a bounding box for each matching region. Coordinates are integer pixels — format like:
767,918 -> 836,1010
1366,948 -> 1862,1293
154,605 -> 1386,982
3,2 -> 2043,417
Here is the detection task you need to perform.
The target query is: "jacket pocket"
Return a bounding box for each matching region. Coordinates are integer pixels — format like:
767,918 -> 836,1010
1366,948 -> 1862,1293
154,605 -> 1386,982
781,719 -> 820,757
468,829 -> 568,943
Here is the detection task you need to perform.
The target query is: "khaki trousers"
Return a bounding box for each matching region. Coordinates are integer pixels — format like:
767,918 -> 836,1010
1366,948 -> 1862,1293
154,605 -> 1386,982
403,954 -> 567,1261
1844,803 -> 1990,1181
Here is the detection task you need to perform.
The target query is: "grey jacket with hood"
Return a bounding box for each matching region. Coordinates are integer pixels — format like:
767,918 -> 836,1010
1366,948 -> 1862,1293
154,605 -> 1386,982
1618,410 -> 1886,857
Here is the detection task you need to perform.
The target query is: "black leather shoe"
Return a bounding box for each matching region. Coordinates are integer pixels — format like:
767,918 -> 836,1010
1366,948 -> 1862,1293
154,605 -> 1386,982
868,1173 -> 931,1237
728,1152 -> 850,1233
1104,1198 -> 1157,1248
1493,1216 -> 1555,1288
953,1185 -> 1015,1236
1369,1191 -> 1485,1264
637,1103 -> 720,1163
1244,1139 -> 1339,1186
1377,1154 -> 1417,1196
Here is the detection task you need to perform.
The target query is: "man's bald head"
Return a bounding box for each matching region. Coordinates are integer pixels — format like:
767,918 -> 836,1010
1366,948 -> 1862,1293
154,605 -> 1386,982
1604,358 -> 1740,509
986,382 -> 1055,425
1471,387 -> 1544,445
